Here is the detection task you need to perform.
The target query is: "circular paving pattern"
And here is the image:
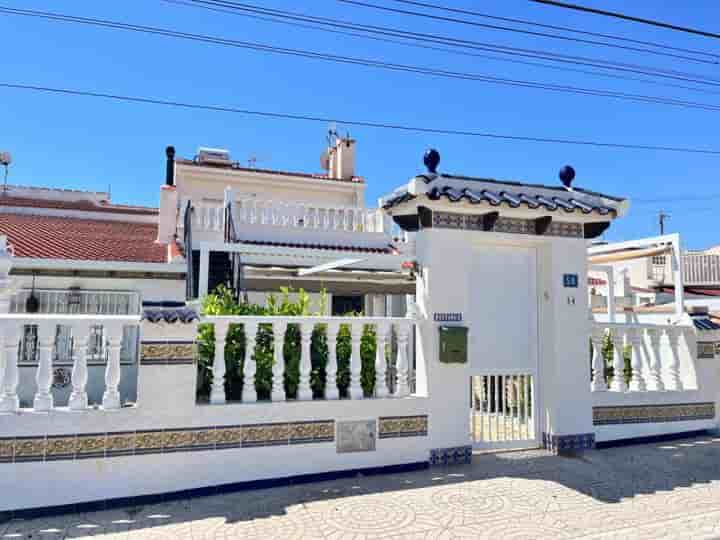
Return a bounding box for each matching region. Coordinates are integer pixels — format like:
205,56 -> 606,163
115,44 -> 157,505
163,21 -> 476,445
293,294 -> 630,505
322,498 -> 416,534
430,486 -> 510,518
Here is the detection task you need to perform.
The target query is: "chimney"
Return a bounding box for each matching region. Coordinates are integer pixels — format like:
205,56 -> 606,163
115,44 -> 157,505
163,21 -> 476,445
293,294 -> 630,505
329,137 -> 356,180
165,145 -> 176,186
0,235 -> 14,313
157,146 -> 179,243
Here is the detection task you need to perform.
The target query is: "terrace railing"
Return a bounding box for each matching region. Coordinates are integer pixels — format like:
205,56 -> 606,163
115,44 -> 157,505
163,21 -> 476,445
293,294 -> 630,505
590,322 -> 687,393
10,289 -> 141,315
0,314 -> 140,412
201,315 -> 415,404
181,200 -> 391,235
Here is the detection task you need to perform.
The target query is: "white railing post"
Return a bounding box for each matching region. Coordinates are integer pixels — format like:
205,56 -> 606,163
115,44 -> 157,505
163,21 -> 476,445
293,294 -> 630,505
609,328 -> 627,392
298,322 -> 314,401
33,323 -> 56,411
665,327 -> 683,391
68,322 -> 90,410
271,320 -> 287,402
210,321 -> 229,405
0,327 -> 19,412
394,322 -> 411,397
102,323 -> 123,410
349,322 -> 364,399
627,328 -> 646,392
325,322 -> 340,400
646,328 -> 665,391
590,327 -> 607,391
375,322 -> 390,398
242,321 -> 258,403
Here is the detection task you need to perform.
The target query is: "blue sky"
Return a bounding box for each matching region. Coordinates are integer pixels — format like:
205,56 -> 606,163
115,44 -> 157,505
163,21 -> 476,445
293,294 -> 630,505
2,0 -> 720,248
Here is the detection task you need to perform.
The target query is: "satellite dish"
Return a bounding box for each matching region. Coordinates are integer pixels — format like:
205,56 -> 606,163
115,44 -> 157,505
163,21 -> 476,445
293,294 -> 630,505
0,152 -> 11,166
320,150 -> 330,171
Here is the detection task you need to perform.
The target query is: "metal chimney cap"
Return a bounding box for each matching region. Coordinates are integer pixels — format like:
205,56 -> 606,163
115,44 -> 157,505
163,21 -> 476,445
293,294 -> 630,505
423,148 -> 440,174
166,146 -> 176,159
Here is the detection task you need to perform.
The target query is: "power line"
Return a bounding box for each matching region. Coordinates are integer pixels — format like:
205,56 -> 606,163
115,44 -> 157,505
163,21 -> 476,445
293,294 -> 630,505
5,6 -> 720,112
337,0 -> 719,65
164,0 -> 720,96
2,82 -> 720,155
530,0 -> 720,40
387,0 -> 720,60
191,0 -> 720,90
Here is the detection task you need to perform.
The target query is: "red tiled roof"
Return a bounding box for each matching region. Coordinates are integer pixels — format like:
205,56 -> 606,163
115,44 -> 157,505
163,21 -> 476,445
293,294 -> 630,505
240,239 -> 394,254
176,158 -> 364,183
0,213 -> 168,263
0,195 -> 158,215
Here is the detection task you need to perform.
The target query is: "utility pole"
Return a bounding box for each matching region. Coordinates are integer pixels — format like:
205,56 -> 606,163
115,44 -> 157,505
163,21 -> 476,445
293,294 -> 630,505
658,210 -> 670,235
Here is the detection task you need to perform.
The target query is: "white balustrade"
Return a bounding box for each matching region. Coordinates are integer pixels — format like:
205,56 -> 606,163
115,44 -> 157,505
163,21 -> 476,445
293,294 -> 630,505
201,315 -> 416,404
0,327 -> 20,412
325,322 -> 340,400
298,322 -> 314,401
590,327 -> 607,392
0,315 -> 138,412
210,320 -> 229,405
68,322 -> 90,410
102,323 -> 124,410
181,199 -> 389,234
271,321 -> 287,402
242,321 -> 259,403
590,322 -> 692,394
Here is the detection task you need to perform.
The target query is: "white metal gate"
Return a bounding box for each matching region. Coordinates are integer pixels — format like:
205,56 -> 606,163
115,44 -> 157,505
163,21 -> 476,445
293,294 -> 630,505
467,245 -> 540,450
471,374 -> 537,450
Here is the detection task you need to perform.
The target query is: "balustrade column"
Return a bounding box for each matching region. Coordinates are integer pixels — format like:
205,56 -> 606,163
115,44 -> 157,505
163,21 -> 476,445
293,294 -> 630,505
102,324 -> 123,410
298,322 -> 314,401
0,329 -> 20,412
375,322 -> 390,398
394,322 -> 411,397
628,328 -> 646,392
325,322 -> 340,400
34,323 -> 56,411
271,321 -> 287,402
665,327 -> 683,391
242,322 -> 259,403
610,329 -> 627,392
210,321 -> 229,404
646,328 -> 665,391
68,322 -> 90,411
349,322 -> 364,399
590,327 -> 607,391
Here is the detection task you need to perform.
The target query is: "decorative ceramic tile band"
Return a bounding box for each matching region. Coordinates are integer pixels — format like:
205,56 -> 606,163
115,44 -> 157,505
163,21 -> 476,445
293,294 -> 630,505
432,211 -> 583,238
0,420 -> 334,464
542,432 -> 595,454
140,341 -> 196,365
593,402 -> 715,426
429,445 -> 472,466
378,415 -> 428,439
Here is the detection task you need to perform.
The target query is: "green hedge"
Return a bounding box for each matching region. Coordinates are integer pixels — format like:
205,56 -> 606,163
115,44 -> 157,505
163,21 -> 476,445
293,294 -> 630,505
196,286 -> 382,401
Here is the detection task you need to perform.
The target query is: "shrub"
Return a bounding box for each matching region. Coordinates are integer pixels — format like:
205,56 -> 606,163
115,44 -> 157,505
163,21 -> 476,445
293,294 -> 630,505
196,285 -> 381,402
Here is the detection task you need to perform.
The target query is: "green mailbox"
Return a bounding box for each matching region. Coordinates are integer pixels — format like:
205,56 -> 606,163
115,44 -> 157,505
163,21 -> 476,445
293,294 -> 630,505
439,326 -> 468,364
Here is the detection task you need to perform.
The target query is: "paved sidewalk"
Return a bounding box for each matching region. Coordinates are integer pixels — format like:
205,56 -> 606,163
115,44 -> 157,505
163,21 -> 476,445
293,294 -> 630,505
5,435 -> 720,539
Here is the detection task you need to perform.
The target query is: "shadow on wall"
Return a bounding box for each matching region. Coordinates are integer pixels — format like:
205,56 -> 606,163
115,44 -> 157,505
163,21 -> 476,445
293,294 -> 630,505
4,433 -> 720,535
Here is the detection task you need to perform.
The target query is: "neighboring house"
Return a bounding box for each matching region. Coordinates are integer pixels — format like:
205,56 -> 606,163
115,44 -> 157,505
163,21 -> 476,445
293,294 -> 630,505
0,184 -> 185,406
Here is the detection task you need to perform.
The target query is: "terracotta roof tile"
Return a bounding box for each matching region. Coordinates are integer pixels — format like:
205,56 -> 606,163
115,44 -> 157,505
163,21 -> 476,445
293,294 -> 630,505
0,213 -> 168,263
0,195 -> 158,215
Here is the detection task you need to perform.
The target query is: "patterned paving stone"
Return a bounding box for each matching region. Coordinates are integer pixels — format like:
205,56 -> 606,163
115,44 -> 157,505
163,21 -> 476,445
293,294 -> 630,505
11,435 -> 720,538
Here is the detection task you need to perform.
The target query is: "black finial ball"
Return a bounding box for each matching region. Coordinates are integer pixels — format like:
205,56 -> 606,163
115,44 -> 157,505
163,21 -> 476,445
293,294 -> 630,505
423,148 -> 440,173
166,145 -> 176,159
559,165 -> 575,188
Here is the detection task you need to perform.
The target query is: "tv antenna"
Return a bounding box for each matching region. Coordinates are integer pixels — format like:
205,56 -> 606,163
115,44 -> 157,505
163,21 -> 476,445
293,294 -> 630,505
0,151 -> 11,193
327,122 -> 338,147
658,210 -> 671,235
247,153 -> 270,168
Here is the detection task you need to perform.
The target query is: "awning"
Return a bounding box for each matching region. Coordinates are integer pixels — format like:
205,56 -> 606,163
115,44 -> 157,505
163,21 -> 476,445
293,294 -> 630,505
588,246 -> 671,264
